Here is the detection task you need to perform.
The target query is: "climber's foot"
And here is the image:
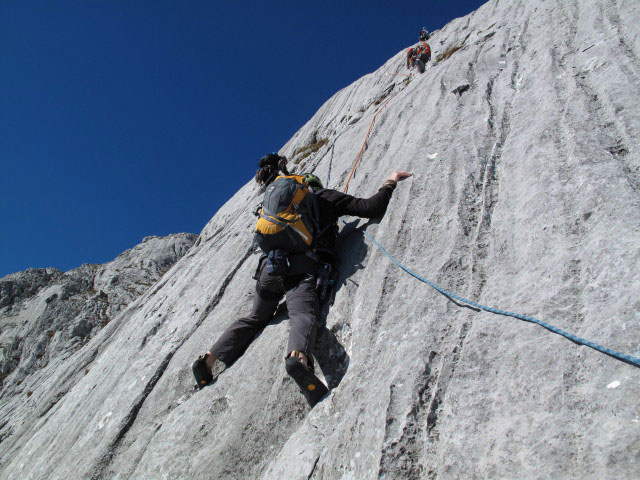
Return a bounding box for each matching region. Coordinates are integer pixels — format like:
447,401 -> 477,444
285,356 -> 328,407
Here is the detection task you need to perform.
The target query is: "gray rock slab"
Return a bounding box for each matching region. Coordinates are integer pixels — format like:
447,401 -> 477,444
0,233 -> 196,458
1,0 -> 639,478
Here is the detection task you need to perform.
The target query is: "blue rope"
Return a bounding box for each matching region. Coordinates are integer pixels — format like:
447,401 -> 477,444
346,220 -> 640,369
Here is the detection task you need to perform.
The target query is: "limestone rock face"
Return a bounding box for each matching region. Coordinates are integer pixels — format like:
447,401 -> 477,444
1,0 -> 639,479
0,233 -> 196,441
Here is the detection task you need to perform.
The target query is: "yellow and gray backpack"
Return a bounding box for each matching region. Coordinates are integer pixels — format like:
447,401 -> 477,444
254,175 -> 319,254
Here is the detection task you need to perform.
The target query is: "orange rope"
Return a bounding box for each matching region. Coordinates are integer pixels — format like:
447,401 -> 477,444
343,94 -> 398,193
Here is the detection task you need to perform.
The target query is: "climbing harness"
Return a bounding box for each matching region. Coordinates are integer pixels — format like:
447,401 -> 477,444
342,219 -> 640,369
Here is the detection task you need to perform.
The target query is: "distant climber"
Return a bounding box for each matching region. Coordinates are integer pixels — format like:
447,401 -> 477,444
419,27 -> 430,41
407,40 -> 431,73
406,46 -> 416,69
192,152 -> 412,406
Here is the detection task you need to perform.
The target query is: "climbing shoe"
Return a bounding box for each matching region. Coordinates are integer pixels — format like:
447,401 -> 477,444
285,356 -> 329,407
192,354 -> 214,389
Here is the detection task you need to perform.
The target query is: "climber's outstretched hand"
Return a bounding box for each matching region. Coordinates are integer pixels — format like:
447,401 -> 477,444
388,171 -> 413,183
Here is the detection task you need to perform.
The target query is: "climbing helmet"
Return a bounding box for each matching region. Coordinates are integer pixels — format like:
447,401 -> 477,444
303,173 -> 323,189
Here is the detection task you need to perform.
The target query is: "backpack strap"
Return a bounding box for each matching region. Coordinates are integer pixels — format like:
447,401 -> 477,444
259,210 -> 313,245
259,210 -> 296,225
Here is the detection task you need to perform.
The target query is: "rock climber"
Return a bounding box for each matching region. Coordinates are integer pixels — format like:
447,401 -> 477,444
407,40 -> 431,73
192,152 -> 412,405
406,46 -> 416,69
419,27 -> 430,41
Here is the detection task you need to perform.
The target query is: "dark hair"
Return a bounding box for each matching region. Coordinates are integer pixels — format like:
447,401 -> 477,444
255,153 -> 289,186
259,152 -> 281,169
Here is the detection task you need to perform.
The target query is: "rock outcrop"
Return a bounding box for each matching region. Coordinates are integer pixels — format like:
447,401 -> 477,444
1,0 -> 638,478
0,234 -> 196,441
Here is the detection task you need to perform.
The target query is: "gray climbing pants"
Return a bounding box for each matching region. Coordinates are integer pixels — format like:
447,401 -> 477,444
210,264 -> 319,366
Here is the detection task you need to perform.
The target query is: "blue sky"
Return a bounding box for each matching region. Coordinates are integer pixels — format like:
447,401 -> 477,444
0,0 -> 486,277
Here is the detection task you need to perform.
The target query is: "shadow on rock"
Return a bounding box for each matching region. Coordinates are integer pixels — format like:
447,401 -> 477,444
313,218 -> 378,390
332,218 -> 371,296
314,324 -> 349,390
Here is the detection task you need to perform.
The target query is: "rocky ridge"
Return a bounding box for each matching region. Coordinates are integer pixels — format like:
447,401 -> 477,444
0,233 -> 196,438
0,0 -> 639,478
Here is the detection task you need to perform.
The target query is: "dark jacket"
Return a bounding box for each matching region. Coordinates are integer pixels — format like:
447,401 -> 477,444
257,181 -> 397,276
313,182 -> 397,262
